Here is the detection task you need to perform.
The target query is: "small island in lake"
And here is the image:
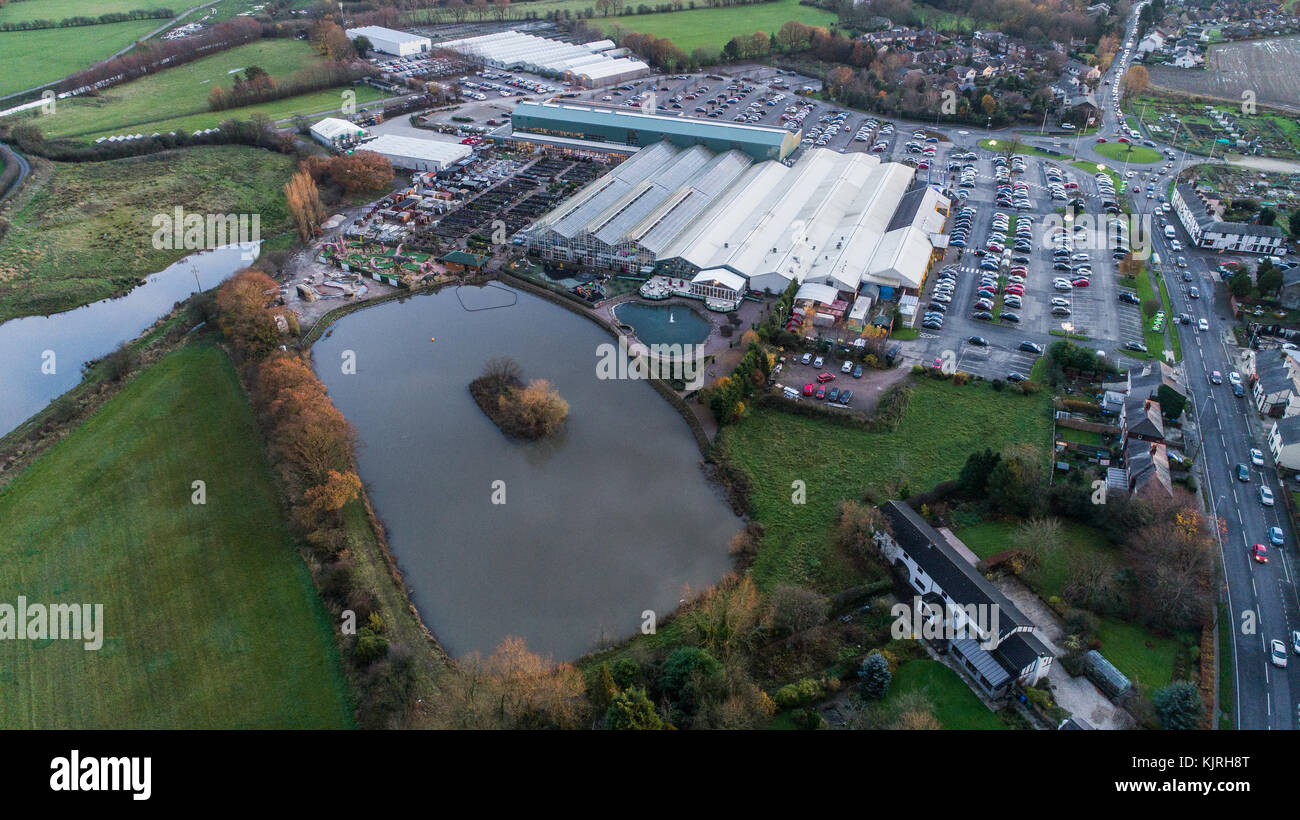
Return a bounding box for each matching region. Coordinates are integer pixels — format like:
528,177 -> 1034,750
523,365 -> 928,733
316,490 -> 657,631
469,356 -> 569,440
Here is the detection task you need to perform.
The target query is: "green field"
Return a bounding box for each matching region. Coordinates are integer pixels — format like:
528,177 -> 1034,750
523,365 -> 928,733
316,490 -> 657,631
31,39 -> 385,139
885,660 -> 1008,729
0,0 -> 154,23
0,19 -> 162,96
718,378 -> 1053,591
596,0 -> 837,55
0,145 -> 294,322
0,343 -> 353,728
1094,141 -> 1161,164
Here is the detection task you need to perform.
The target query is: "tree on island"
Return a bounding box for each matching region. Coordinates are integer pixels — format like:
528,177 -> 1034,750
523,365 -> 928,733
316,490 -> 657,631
471,357 -> 568,439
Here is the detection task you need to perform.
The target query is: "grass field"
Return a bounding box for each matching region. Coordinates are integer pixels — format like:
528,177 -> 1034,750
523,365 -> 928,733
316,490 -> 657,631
1094,141 -> 1161,164
954,519 -> 1114,602
30,39 -> 388,139
0,20 -> 162,97
718,378 -> 1053,591
0,145 -> 294,322
0,343 -> 354,729
0,0 -> 154,23
596,0 -> 837,55
1096,617 -> 1188,691
885,660 -> 1007,729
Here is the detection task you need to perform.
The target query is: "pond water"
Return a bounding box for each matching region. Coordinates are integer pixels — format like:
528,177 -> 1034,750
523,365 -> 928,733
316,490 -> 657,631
312,284 -> 739,661
613,301 -> 712,348
0,244 -> 258,437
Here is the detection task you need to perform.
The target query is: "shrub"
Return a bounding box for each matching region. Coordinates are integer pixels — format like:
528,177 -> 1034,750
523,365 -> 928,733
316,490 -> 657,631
774,678 -> 823,709
606,687 -> 663,730
858,652 -> 892,700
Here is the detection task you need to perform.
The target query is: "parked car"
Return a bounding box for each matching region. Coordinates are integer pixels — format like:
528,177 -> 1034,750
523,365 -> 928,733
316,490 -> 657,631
802,383 -> 814,397
841,360 -> 853,374
852,364 -> 863,379
800,352 -> 812,365
1251,448 -> 1265,467
813,356 -> 824,368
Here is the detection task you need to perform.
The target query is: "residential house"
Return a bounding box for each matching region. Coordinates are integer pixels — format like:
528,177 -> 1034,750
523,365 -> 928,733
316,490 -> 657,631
1173,184 -> 1287,255
1268,415 -> 1300,472
1137,28 -> 1168,55
1280,267 -> 1300,310
876,501 -> 1055,699
1244,348 -> 1300,417
1125,438 -> 1174,500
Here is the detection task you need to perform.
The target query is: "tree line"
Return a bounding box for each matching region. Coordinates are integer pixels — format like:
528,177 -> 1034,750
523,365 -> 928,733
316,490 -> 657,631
0,7 -> 173,32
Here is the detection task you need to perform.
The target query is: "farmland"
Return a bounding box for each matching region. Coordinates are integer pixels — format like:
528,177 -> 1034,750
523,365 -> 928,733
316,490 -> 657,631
0,145 -> 294,322
0,0 -> 153,23
595,0 -> 838,56
0,20 -> 162,97
0,343 -> 354,729
717,378 -> 1053,592
29,39 -> 389,141
1147,35 -> 1300,114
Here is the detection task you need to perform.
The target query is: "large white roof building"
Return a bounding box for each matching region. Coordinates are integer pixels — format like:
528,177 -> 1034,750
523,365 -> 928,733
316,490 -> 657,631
438,31 -> 649,87
358,134 -> 472,172
346,25 -> 432,57
527,144 -> 949,296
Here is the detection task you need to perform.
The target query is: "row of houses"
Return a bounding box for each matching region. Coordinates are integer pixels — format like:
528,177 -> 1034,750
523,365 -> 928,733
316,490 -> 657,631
1171,184 -> 1287,256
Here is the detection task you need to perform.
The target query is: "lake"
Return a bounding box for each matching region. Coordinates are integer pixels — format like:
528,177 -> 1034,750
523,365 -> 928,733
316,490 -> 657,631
0,244 -> 258,437
312,283 -> 739,661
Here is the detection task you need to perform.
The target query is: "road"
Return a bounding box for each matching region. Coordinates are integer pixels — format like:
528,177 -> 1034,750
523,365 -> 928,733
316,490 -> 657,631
0,143 -> 30,203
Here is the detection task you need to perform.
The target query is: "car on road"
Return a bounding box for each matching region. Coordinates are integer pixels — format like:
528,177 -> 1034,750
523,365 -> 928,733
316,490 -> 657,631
1188,286 -> 1199,299
1269,526 -> 1284,546
1237,463 -> 1250,481
1198,318 -> 1209,332
1292,630 -> 1300,655
1261,485 -> 1275,506
1210,371 -> 1223,385
1252,543 -> 1269,563
1006,372 -> 1028,383
1251,448 -> 1265,466
1019,341 -> 1043,354
1229,371 -> 1242,387
1271,639 -> 1289,668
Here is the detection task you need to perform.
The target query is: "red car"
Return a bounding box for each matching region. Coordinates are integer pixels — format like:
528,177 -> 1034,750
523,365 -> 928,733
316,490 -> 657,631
815,386 -> 827,400
802,383 -> 814,397
1004,286 -> 1025,295
1252,543 -> 1269,563
1118,136 -> 1130,143
1071,278 -> 1091,287
1095,137 -> 1107,143
816,372 -> 836,383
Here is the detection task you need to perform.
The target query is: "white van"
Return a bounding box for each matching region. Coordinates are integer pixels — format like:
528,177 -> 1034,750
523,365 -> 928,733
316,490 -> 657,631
782,386 -> 801,400
1164,225 -> 1176,240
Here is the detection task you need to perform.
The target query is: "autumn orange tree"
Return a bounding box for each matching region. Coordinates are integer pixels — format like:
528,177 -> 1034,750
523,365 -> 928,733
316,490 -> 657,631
328,150 -> 394,195
284,168 -> 326,242
215,268 -> 282,360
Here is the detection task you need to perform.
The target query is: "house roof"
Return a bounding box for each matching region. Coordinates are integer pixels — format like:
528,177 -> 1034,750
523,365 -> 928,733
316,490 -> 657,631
1126,438 -> 1173,497
440,250 -> 487,266
880,501 -> 1035,639
1273,414 -> 1300,444
1177,183 -> 1286,239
